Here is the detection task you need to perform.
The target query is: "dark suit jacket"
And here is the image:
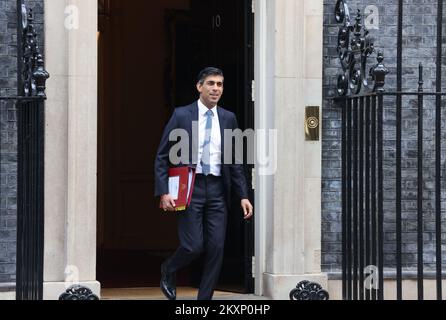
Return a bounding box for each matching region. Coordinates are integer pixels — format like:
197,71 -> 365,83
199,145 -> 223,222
154,102 -> 249,207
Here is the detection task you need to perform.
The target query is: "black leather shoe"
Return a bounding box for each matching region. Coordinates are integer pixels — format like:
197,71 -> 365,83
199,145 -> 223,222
160,262 -> 176,300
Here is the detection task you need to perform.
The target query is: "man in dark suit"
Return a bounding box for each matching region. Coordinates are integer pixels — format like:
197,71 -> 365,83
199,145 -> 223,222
154,67 -> 253,300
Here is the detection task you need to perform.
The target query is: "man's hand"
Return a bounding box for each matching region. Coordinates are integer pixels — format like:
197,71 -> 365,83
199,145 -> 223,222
160,194 -> 176,212
241,199 -> 253,220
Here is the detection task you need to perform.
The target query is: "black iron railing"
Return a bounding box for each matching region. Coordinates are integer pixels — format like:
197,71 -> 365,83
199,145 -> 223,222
337,86 -> 446,301
333,0 -> 445,300
0,2 -> 48,300
15,96 -> 45,300
15,3 -> 48,300
0,95 -> 46,301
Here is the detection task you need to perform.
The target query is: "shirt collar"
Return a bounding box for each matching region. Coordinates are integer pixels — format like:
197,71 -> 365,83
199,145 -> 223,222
198,99 -> 217,117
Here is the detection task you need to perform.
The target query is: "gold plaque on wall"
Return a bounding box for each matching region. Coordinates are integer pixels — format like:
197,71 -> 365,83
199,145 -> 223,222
305,106 -> 320,141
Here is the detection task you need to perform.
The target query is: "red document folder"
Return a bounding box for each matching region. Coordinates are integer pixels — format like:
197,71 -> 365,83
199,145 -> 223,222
159,166 -> 196,212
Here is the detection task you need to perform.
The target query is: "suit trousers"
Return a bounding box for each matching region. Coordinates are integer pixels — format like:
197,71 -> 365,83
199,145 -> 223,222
164,173 -> 228,300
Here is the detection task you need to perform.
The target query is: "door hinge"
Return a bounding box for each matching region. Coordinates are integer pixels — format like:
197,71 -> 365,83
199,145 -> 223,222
252,0 -> 255,14
251,168 -> 255,190
251,80 -> 255,102
251,256 -> 256,278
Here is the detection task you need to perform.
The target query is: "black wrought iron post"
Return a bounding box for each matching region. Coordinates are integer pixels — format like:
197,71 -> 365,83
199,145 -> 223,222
15,5 -> 49,301
17,0 -> 24,95
434,0 -> 443,301
335,0 -> 387,301
417,63 -> 424,301
336,2 -> 375,97
395,0 -> 403,301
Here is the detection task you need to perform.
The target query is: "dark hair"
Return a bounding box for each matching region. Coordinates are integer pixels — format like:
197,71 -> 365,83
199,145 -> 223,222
197,67 -> 224,85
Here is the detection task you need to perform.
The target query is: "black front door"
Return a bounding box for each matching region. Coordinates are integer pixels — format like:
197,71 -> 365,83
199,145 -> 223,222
170,0 -> 255,293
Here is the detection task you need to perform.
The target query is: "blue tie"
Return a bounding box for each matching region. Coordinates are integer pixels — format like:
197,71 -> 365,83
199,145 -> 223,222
201,110 -> 214,175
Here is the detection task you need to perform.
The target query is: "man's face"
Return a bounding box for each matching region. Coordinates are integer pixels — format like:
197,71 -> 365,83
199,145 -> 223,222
197,75 -> 224,108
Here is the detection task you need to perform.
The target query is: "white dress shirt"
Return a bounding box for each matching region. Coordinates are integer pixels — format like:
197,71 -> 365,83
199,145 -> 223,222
196,99 -> 222,176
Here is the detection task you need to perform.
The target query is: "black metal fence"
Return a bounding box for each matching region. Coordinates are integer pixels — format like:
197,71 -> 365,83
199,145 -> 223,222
334,0 -> 445,300
0,96 -> 45,301
0,2 -> 48,300
338,88 -> 446,300
14,96 -> 45,300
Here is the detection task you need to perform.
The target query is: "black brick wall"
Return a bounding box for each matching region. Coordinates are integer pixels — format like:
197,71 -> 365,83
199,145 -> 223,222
322,0 -> 446,273
0,0 -> 43,284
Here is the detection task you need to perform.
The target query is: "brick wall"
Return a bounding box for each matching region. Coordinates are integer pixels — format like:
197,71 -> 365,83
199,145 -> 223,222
322,0 -> 446,273
0,0 -> 43,284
